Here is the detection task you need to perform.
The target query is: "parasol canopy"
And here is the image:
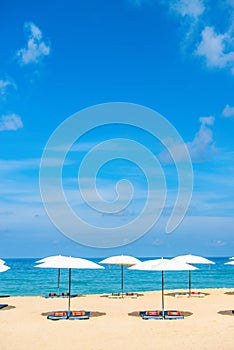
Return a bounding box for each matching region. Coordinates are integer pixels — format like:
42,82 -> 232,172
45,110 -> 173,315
130,258 -> 197,317
99,255 -> 141,296
36,256 -> 104,311
171,254 -> 214,296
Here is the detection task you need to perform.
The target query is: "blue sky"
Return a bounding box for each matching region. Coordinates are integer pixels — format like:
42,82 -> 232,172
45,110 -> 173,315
0,0 -> 234,258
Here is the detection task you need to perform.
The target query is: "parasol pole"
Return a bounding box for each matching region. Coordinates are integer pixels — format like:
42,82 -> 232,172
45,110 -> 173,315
57,268 -> 60,296
121,264 -> 124,297
68,268 -> 71,312
188,270 -> 191,296
162,270 -> 165,318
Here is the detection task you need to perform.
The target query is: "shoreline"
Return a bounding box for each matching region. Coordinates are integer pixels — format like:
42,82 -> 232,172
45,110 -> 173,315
1,286 -> 233,298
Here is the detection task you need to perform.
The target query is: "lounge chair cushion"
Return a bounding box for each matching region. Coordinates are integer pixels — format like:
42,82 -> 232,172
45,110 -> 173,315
167,311 -> 181,316
145,311 -> 160,316
191,291 -> 204,297
70,311 -> 85,316
53,312 -> 67,317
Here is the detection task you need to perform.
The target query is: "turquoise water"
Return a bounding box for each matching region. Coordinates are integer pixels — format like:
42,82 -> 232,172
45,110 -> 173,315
0,257 -> 233,296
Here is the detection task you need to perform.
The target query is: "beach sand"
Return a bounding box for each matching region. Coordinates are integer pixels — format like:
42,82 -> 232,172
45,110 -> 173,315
0,288 -> 233,350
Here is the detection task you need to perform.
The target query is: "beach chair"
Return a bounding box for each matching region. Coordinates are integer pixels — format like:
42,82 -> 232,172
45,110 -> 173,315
174,292 -> 189,297
61,292 -> 78,298
45,293 -> 59,298
190,291 -> 205,297
125,292 -> 138,298
164,311 -> 184,320
108,293 -> 123,299
47,311 -> 69,320
140,311 -> 163,320
68,311 -> 90,320
0,304 -> 8,309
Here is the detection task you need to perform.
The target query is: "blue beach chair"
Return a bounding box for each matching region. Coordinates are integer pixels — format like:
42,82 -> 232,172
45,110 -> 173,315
164,310 -> 184,320
47,311 -> 69,320
68,311 -> 90,320
140,311 -> 163,320
61,292 -> 78,298
45,293 -> 59,298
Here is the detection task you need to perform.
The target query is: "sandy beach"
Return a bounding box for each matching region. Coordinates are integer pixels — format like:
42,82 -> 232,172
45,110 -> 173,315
0,288 -> 233,350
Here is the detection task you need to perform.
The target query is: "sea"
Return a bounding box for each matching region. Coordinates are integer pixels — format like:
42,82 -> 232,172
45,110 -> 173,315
0,257 -> 233,296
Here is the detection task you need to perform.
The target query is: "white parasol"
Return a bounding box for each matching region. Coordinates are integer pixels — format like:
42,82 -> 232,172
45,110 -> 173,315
129,258 -> 197,317
0,264 -> 10,273
172,254 -> 215,296
99,255 -> 141,296
36,256 -> 104,311
35,255 -> 69,296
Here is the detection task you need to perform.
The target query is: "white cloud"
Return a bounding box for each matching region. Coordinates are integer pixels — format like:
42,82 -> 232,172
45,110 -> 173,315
222,104 -> 234,118
196,26 -> 234,72
162,0 -> 205,42
0,78 -> 16,96
187,116 -> 216,161
16,22 -> 51,65
0,114 -> 23,131
172,0 -> 205,19
157,1 -> 234,74
199,116 -> 214,126
159,116 -> 217,163
130,0 -> 234,74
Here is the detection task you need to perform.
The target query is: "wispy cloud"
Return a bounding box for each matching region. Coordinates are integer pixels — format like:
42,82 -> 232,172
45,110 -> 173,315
166,1 -> 234,73
171,0 -> 205,20
210,239 -> 226,247
0,158 -> 39,172
159,116 -> 217,163
0,78 -> 16,96
196,26 -> 234,72
164,0 -> 205,42
45,141 -> 100,153
0,114 -> 23,131
129,0 -> 234,74
16,22 -> 51,65
222,104 -> 234,118
129,0 -> 150,6
153,1 -> 234,74
152,238 -> 164,246
187,116 -> 217,161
